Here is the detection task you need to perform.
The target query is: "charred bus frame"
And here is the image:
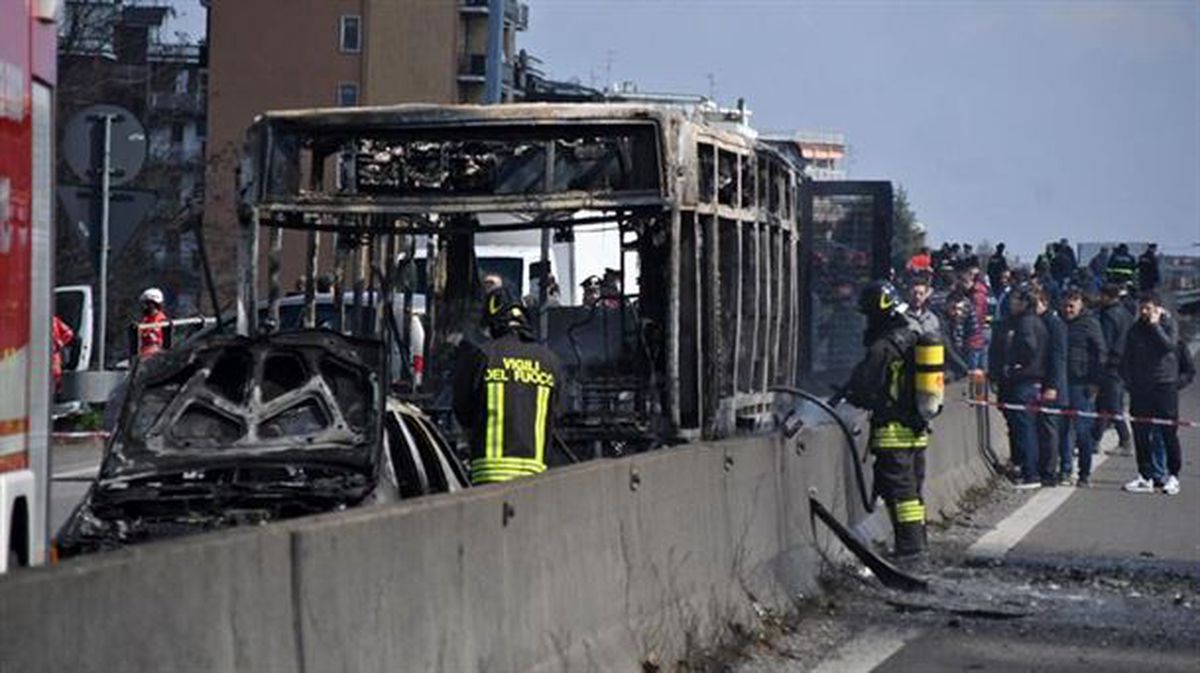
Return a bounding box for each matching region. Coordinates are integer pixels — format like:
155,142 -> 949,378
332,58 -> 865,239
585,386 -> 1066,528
236,103 -> 881,448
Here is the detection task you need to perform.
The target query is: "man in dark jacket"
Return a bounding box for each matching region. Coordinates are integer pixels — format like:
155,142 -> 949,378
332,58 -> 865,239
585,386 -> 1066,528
1137,243 -> 1161,292
1088,247 -> 1110,281
1093,284 -> 1134,450
941,293 -> 975,380
1059,290 -> 1105,486
1051,238 -> 1077,284
1120,293 -> 1181,495
453,289 -> 562,485
989,287 -> 1049,488
1035,289 -> 1068,485
987,243 -> 1008,296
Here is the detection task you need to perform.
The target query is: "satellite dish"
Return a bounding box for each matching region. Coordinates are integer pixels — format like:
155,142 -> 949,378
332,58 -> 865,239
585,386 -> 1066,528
62,104 -> 147,187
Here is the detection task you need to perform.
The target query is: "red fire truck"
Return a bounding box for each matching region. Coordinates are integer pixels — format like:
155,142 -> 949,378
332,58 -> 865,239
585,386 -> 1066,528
1,0 -> 58,572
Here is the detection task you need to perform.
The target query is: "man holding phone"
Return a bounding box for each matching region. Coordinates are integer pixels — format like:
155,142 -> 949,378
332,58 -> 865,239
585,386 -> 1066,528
1120,292 -> 1181,495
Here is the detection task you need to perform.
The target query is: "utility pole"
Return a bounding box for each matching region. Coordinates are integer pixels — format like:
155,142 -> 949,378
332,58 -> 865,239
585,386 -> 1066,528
95,113 -> 114,370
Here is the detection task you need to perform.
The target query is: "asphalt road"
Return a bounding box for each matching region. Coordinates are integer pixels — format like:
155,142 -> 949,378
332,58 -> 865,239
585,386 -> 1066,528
735,378 -> 1200,673
48,437 -> 104,535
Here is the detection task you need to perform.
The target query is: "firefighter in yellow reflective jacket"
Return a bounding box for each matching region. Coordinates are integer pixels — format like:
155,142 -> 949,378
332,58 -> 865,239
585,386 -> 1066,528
844,281 -> 944,558
453,289 -> 562,485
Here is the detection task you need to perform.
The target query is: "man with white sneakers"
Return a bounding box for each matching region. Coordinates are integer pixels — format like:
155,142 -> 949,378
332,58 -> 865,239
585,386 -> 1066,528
1120,292 -> 1181,495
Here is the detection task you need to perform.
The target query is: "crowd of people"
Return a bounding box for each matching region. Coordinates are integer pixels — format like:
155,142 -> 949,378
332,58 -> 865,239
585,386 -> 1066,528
900,239 -> 1194,494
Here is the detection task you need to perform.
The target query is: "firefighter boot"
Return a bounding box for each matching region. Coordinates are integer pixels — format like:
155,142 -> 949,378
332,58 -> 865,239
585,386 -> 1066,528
891,497 -> 928,558
893,521 -> 927,558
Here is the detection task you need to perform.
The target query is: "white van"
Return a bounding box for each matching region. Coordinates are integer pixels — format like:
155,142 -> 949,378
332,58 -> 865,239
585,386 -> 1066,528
410,243 -> 564,310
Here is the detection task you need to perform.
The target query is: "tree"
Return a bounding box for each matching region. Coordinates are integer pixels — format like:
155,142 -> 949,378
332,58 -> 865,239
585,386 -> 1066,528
892,184 -> 922,271
56,0 -> 212,363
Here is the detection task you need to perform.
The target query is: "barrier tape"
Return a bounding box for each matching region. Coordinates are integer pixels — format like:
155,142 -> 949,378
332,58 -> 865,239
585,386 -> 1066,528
135,317 -> 216,332
964,398 -> 1198,429
51,431 -> 110,440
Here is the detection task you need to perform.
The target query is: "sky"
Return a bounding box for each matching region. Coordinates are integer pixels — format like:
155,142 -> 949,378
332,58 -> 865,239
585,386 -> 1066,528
165,0 -> 1198,261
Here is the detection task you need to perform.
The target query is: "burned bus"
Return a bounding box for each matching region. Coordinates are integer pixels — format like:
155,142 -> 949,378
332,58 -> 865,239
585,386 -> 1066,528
234,103 -> 892,455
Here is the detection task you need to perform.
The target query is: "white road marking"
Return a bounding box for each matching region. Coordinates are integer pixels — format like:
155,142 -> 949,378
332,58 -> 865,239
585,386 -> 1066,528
967,448 -> 1111,560
809,627 -> 924,673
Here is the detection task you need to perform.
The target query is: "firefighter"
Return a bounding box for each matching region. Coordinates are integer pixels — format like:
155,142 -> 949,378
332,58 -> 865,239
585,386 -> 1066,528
453,288 -> 562,485
1105,243 -> 1137,288
51,315 -> 74,392
137,287 -> 169,359
843,280 -> 944,558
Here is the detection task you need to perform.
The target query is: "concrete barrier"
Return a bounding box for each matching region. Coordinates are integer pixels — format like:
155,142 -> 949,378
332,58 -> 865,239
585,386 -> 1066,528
0,381 -> 999,672
0,524 -> 300,672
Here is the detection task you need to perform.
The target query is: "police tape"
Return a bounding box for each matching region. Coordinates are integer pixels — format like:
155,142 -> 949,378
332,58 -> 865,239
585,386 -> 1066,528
963,398 -> 1199,429
51,431 -> 110,440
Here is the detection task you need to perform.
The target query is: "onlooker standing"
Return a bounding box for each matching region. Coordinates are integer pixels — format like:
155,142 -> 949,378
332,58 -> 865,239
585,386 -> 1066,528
1035,244 -> 1055,277
1137,243 -> 1160,292
986,243 -> 1008,297
989,287 -> 1049,488
941,293 -> 974,380
906,247 -> 933,277
1051,238 -> 1077,285
1120,293 -> 1181,495
966,268 -> 990,371
1035,289 -> 1068,485
1093,284 -> 1134,451
961,244 -> 980,270
906,274 -> 940,339
994,268 -> 1015,324
1034,267 -> 1063,311
1060,291 -> 1105,486
1088,246 -> 1110,282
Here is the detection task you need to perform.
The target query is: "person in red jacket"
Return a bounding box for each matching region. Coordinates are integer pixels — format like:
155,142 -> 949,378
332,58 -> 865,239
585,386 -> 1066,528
906,247 -> 933,277
137,287 -> 169,359
956,267 -> 990,371
51,315 -> 74,391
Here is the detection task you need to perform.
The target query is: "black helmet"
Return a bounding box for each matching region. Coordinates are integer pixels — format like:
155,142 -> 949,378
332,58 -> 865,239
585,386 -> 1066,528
483,287 -> 529,337
857,280 -> 905,319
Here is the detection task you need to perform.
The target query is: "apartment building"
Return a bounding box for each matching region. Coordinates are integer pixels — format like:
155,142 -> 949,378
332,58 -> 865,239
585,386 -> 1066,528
204,0 -> 531,296
57,1 -> 211,354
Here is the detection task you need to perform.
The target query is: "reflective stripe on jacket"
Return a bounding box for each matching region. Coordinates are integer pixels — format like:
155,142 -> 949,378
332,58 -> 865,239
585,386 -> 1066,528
453,331 -> 561,485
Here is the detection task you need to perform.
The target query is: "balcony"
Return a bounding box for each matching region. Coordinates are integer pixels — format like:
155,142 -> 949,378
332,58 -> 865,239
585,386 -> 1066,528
458,0 -> 529,30
149,92 -> 205,116
457,53 -> 487,82
457,54 -> 515,86
148,143 -> 205,167
147,43 -> 203,64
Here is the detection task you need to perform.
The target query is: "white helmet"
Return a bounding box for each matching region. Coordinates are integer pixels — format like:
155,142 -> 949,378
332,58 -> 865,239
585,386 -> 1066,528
140,287 -> 164,305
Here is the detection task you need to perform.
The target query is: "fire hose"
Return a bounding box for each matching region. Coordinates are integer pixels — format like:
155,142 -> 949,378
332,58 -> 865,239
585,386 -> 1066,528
769,385 -> 875,514
769,385 -> 929,592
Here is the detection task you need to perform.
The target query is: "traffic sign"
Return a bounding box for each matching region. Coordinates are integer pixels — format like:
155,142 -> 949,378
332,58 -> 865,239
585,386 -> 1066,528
62,104 -> 147,186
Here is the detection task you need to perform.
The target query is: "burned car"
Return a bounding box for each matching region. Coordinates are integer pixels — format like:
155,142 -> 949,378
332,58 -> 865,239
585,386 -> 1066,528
56,330 -> 467,558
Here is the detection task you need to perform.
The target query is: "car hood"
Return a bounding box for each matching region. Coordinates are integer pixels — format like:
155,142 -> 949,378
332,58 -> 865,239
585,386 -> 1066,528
104,329 -> 385,479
